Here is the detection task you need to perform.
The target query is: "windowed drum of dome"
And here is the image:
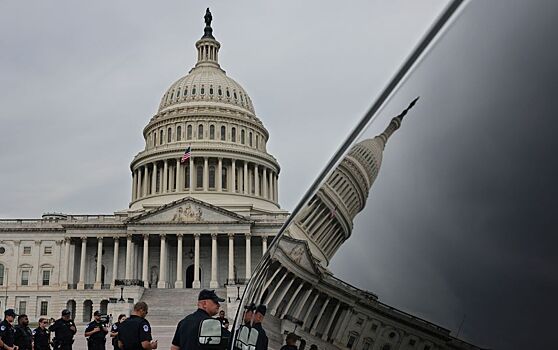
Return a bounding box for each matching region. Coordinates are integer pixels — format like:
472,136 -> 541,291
231,127 -> 236,142
198,124 -> 204,139
210,125 -> 215,139
187,125 -> 193,140
177,126 -> 182,141
209,166 -> 216,189
220,126 -> 226,141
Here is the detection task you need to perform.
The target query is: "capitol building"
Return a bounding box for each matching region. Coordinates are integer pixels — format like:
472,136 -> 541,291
0,10 -> 482,350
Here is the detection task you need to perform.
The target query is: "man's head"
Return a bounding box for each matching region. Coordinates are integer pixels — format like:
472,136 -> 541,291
286,333 -> 298,346
219,310 -> 225,318
4,309 -> 17,323
17,314 -> 29,326
197,289 -> 225,317
254,304 -> 266,323
38,318 -> 49,329
93,310 -> 102,322
61,309 -> 71,321
133,302 -> 148,318
243,303 -> 256,324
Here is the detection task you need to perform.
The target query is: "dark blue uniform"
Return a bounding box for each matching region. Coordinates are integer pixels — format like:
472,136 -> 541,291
0,320 -> 16,347
49,318 -> 76,350
33,327 -> 51,350
117,315 -> 152,350
171,309 -> 211,350
85,321 -> 108,350
110,322 -> 121,350
14,325 -> 33,350
253,322 -> 268,350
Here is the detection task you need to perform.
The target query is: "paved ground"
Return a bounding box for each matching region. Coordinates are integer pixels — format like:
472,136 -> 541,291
74,324 -> 177,349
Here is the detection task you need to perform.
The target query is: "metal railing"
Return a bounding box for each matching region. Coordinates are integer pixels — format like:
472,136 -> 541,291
114,279 -> 144,287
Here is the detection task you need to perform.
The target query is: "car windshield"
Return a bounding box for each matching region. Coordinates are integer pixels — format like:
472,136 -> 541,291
232,2 -> 557,350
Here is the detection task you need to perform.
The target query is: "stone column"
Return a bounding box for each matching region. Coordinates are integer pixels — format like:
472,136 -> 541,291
262,236 -> 268,255
231,160 -> 236,193
262,167 -> 268,199
158,234 -> 167,288
302,292 -> 320,328
245,234 -> 252,280
268,171 -> 273,200
189,157 -> 194,192
137,168 -> 142,199
294,288 -> 313,319
152,163 -> 158,194
228,233 -> 235,284
125,234 -> 133,279
94,237 -> 103,289
254,164 -> 259,196
132,171 -> 137,201
334,308 -> 353,343
243,161 -> 248,194
111,237 -> 119,288
203,157 -> 209,191
62,238 -> 71,288
143,166 -> 148,196
193,233 -> 201,288
274,173 -> 279,202
176,158 -> 181,191
271,277 -> 294,316
163,160 -> 168,193
142,235 -> 149,288
217,158 -> 222,191
281,282 -> 304,318
33,240 -> 41,286
310,297 -> 330,335
265,273 -> 288,305
175,234 -> 184,288
77,237 -> 87,289
322,302 -> 341,341
210,233 -> 218,288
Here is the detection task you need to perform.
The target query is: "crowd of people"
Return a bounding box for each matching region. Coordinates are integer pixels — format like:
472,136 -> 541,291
0,289 -> 304,350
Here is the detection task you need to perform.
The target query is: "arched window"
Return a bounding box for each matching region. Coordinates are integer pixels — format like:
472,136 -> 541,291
192,86 -> 197,95
0,264 -> 4,286
201,86 -> 205,95
177,126 -> 182,141
176,89 -> 180,99
233,91 -> 237,99
184,87 -> 188,96
226,89 -> 230,98
256,134 -> 259,149
170,90 -> 174,100
220,126 -> 226,141
209,166 -> 216,189
198,124 -> 204,139
249,132 -> 253,147
218,87 -> 222,96
153,132 -> 157,146
210,86 -> 214,95
241,130 -> 245,144
210,125 -> 215,140
159,130 -> 164,145
196,166 -> 203,189
167,128 -> 172,143
222,168 -> 227,190
231,127 -> 236,142
187,125 -> 192,140
184,164 -> 190,189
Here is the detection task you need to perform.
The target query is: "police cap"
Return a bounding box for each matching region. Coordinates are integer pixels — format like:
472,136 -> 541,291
255,304 -> 267,316
198,289 -> 225,303
61,309 -> 71,316
4,309 -> 17,317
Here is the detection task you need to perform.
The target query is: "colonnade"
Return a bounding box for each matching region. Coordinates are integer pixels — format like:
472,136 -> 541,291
131,157 -> 278,202
63,233 -> 269,290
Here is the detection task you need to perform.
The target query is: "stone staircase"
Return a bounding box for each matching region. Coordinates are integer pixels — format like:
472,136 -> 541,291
140,288 -> 227,325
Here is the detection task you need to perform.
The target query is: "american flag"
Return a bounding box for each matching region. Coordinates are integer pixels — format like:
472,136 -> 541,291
180,146 -> 192,163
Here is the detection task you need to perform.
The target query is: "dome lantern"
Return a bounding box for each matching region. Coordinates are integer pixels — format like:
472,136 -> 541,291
195,8 -> 221,69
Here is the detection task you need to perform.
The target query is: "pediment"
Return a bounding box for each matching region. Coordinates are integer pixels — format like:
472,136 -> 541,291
128,197 -> 250,224
276,235 -> 321,277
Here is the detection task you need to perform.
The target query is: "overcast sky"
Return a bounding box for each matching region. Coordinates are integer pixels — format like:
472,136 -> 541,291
1,1 -> 557,349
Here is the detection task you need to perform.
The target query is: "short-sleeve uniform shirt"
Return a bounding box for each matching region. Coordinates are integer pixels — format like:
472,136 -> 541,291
117,315 -> 152,350
171,309 -> 211,350
32,327 -> 50,350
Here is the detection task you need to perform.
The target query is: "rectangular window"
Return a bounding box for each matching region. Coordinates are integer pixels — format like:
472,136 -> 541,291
21,271 -> 29,286
0,266 -> 4,286
40,301 -> 48,316
23,246 -> 31,255
18,301 -> 27,315
44,246 -> 53,255
42,270 -> 51,286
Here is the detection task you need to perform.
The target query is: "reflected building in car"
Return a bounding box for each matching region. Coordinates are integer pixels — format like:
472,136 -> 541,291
248,115 -> 484,350
0,13 -> 287,323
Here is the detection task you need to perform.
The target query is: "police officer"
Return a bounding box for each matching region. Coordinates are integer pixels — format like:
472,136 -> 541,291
109,314 -> 126,350
49,309 -> 77,350
279,333 -> 298,350
14,314 -> 33,350
170,289 -> 225,350
215,310 -> 228,328
33,318 -> 51,350
84,311 -> 108,350
117,302 -> 157,350
242,303 -> 256,327
0,309 -> 17,350
252,305 -> 268,350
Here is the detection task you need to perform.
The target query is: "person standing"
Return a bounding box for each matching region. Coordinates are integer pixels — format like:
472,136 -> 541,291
14,314 -> 33,350
279,333 -> 298,350
117,302 -> 157,350
252,305 -> 268,350
170,289 -> 225,350
215,310 -> 228,328
109,314 -> 126,350
33,318 -> 51,350
84,311 -> 109,350
243,303 -> 256,327
49,309 -> 77,350
0,309 -> 17,350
